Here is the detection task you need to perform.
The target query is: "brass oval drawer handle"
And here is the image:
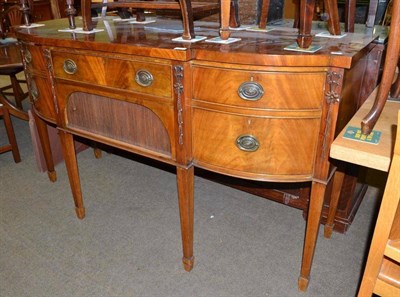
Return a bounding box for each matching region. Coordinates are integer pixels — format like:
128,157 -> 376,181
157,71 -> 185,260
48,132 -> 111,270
30,79 -> 39,102
236,135 -> 260,152
63,59 -> 78,75
135,69 -> 153,87
238,81 -> 264,101
24,49 -> 32,64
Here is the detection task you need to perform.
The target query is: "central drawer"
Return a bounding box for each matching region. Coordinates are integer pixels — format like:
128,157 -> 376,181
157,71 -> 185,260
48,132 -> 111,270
51,51 -> 173,98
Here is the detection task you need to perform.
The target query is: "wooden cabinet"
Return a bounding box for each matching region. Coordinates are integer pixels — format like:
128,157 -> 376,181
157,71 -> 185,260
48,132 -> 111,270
16,18 -> 382,291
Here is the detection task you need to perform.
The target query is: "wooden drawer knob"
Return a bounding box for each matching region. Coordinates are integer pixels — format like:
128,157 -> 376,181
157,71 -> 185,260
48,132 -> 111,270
236,135 -> 260,152
135,69 -> 153,87
238,81 -> 264,101
63,59 -> 78,75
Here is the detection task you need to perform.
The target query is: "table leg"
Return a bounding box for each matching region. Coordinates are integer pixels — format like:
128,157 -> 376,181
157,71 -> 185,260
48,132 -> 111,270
58,130 -> 85,219
298,181 -> 326,291
297,0 -> 315,48
32,110 -> 57,182
324,167 -> 345,238
177,166 -> 194,271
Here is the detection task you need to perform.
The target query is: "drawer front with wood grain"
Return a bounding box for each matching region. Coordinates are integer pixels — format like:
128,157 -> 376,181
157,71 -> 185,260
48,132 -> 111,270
20,43 -> 57,122
29,75 -> 57,121
51,51 -> 173,98
192,66 -> 325,110
21,43 -> 47,75
192,108 -> 320,180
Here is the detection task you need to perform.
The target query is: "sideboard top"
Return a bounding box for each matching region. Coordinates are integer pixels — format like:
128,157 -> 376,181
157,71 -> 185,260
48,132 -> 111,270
16,18 -> 382,68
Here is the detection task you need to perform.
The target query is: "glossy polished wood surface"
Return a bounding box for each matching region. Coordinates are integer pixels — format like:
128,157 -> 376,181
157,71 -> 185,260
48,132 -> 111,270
16,18 -> 380,292
16,18 -> 377,67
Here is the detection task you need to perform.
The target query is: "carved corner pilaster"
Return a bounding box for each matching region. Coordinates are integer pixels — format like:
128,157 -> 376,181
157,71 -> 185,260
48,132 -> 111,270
43,48 -> 59,114
174,65 -> 184,145
321,70 -> 343,161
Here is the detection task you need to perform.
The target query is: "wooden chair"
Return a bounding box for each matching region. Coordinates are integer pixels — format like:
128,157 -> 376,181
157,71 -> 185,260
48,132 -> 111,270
258,0 -> 379,48
0,92 -> 21,163
357,110 -> 400,296
290,0 -> 373,33
361,0 -> 400,134
0,5 -> 28,110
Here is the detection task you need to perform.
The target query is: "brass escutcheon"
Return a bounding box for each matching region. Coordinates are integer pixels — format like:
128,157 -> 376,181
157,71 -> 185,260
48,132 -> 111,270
236,135 -> 260,152
135,69 -> 153,87
238,81 -> 264,101
63,59 -> 77,75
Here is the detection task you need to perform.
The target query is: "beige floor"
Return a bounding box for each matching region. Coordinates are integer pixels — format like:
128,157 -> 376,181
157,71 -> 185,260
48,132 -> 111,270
0,72 -> 387,297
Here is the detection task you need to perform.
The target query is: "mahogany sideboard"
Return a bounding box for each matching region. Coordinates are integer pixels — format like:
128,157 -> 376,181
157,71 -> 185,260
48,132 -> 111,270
16,18 -> 382,291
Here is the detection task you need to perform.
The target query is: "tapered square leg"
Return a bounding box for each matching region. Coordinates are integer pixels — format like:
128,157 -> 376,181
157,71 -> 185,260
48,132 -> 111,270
176,166 -> 194,271
58,130 -> 85,219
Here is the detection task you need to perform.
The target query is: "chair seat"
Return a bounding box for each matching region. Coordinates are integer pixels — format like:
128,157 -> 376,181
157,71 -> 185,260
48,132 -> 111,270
0,64 -> 24,75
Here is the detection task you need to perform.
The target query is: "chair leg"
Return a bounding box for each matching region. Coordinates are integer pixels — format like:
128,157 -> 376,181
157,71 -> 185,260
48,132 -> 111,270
366,0 -> 379,27
345,0 -> 356,32
1,105 -> 21,163
10,74 -> 25,110
259,0 -> 270,29
324,0 -> 341,35
297,0 -> 316,49
390,60 -> 400,98
293,0 -> 300,28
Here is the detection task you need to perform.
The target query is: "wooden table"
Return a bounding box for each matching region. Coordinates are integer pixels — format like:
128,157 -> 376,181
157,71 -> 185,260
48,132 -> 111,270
16,17 -> 382,291
331,86 -> 400,172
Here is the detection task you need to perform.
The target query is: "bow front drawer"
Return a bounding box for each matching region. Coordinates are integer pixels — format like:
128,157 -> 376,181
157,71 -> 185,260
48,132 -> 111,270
51,51 -> 173,98
192,65 -> 325,110
192,108 -> 320,181
21,43 -> 48,74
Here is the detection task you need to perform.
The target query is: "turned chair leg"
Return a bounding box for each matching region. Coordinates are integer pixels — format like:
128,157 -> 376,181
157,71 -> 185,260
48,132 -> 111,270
296,0 -> 316,48
390,59 -> 400,98
259,0 -> 270,29
324,0 -> 341,35
344,0 -> 356,32
229,0 -> 241,28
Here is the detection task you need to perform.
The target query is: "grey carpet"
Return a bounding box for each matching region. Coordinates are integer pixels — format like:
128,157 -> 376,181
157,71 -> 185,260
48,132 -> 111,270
1,112 -> 384,297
